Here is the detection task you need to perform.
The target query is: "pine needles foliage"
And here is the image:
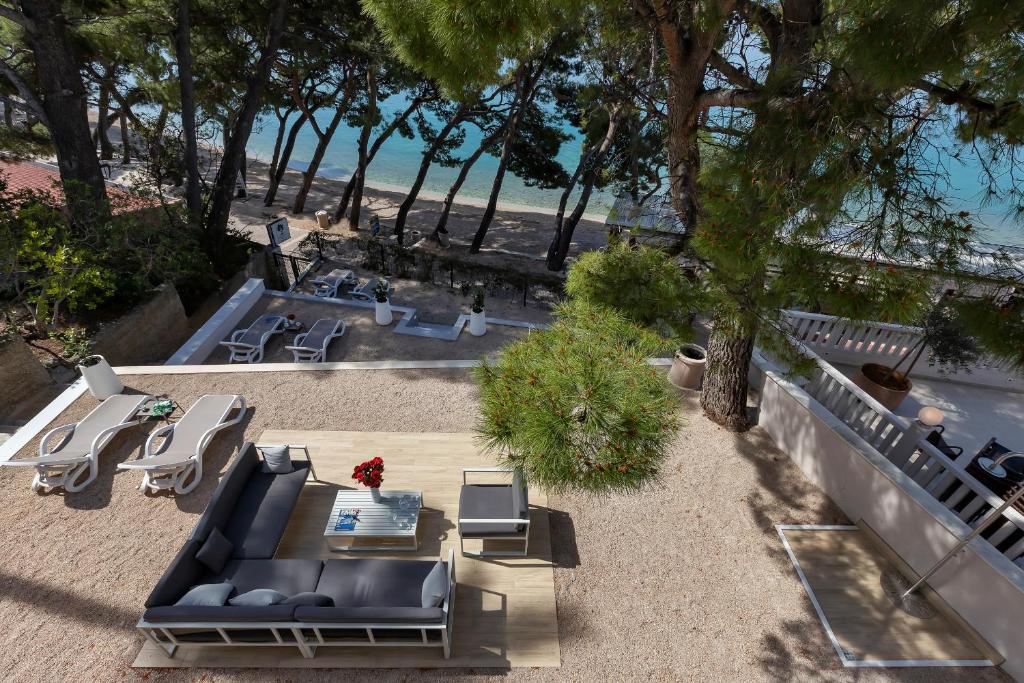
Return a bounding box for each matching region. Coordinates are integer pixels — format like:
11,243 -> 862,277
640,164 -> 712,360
474,300 -> 679,494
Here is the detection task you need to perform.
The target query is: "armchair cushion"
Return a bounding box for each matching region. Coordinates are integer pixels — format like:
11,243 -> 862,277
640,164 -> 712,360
459,484 -> 527,537
421,560 -> 448,608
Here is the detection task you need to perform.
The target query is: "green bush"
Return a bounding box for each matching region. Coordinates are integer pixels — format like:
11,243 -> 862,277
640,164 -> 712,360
475,301 -> 679,494
565,242 -> 702,342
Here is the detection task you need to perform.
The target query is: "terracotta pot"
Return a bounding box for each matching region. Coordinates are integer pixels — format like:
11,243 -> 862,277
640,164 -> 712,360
668,343 -> 707,390
852,362 -> 912,411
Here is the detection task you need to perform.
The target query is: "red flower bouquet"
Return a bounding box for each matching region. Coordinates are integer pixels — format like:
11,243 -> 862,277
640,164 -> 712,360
352,456 -> 384,489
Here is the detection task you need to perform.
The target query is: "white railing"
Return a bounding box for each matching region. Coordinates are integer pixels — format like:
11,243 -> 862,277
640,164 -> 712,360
786,342 -> 1024,561
781,309 -> 1022,380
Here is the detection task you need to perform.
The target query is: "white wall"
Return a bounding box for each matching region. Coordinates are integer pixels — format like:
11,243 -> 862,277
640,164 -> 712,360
165,278 -> 265,365
755,356 -> 1024,679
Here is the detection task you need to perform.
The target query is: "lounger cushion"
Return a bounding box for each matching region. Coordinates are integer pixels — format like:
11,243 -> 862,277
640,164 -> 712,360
421,561 -> 448,608
174,583 -> 233,607
222,462 -> 310,559
459,484 -> 526,536
294,606 -> 444,624
145,539 -> 209,608
282,592 -> 334,607
143,605 -> 296,623
258,445 -> 293,474
205,559 -> 323,597
196,528 -> 233,573
190,446 -> 260,543
228,589 -> 287,606
315,558 -> 442,608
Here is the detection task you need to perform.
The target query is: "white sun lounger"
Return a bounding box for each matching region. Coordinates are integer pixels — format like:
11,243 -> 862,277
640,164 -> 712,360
2,394 -> 154,492
219,315 -> 286,363
350,278 -> 389,301
311,269 -> 356,298
285,318 -> 346,363
117,394 -> 246,494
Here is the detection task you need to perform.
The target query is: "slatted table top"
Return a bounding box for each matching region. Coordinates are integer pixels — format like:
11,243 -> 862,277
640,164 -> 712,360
323,489 -> 422,538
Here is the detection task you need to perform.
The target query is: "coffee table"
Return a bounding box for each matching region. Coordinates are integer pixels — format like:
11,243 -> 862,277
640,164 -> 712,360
324,489 -> 422,551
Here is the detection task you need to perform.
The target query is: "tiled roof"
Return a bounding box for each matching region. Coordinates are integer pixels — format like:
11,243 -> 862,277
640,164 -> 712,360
0,159 -> 157,214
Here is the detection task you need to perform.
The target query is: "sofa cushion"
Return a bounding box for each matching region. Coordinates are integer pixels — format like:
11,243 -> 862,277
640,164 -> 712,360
459,484 -> 526,536
190,445 -> 260,543
294,606 -> 444,624
222,462 -> 310,559
421,561 -> 448,608
143,605 -> 296,623
258,445 -> 293,474
204,559 -> 323,597
144,539 -> 208,608
229,589 -> 287,606
282,592 -> 334,607
174,583 -> 233,607
196,528 -> 234,573
315,559 -> 442,608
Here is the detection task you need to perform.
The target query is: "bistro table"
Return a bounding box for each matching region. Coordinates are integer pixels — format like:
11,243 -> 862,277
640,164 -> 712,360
323,489 -> 422,551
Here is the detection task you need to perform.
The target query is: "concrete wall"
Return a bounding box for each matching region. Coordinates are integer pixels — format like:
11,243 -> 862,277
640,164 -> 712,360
91,283 -> 191,366
0,336 -> 54,421
754,355 -> 1024,679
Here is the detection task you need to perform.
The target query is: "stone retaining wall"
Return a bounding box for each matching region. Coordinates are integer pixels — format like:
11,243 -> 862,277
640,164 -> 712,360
0,336 -> 54,420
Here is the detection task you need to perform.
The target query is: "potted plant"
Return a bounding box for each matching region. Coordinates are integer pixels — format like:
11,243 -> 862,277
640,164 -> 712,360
668,342 -> 707,390
373,280 -> 392,325
853,302 -> 980,410
352,456 -> 385,501
469,286 -> 486,336
78,354 -> 123,400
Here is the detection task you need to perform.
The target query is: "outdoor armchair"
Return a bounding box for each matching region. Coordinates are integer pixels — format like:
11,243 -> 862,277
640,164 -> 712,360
2,393 -> 153,492
117,394 -> 246,494
457,467 -> 530,557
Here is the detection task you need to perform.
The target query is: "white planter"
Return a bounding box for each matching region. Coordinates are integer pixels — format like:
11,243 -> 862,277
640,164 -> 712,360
375,300 -> 393,325
469,309 -> 487,336
79,355 -> 123,400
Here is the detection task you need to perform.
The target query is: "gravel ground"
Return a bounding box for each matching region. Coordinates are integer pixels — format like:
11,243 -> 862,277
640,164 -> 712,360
0,371 -> 1007,682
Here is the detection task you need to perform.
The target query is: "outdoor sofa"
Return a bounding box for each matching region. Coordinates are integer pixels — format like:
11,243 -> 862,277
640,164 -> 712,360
138,442 -> 456,659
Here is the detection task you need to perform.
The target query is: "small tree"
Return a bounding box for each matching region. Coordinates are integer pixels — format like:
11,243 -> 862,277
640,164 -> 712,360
565,242 -> 702,343
475,301 -> 679,494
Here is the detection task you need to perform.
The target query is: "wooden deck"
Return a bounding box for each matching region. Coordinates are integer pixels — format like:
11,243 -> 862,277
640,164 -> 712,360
133,430 -> 560,669
779,526 -> 995,667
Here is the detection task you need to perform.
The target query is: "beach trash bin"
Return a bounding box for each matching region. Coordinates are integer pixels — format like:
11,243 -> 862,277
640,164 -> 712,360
315,210 -> 329,230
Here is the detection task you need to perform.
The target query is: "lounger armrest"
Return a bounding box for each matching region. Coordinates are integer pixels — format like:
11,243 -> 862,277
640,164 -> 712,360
195,395 -> 246,455
219,340 -> 256,351
284,344 -> 317,353
89,421 -> 137,456
142,422 -> 175,457
39,423 -> 76,457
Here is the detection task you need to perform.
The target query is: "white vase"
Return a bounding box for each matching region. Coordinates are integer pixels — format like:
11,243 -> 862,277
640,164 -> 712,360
79,355 -> 123,399
370,487 -> 382,502
375,299 -> 393,325
469,309 -> 486,336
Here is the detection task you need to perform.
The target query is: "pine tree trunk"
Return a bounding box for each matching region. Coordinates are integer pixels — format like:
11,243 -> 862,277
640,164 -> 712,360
119,110 -> 131,163
1,96 -> 12,127
700,316 -> 757,432
433,126 -> 504,239
393,105 -> 466,244
205,0 -> 289,248
175,0 -> 202,224
264,111 -> 307,205
347,64 -> 377,231
267,106 -> 292,181
18,0 -> 110,223
96,82 -> 114,160
293,106 -> 346,214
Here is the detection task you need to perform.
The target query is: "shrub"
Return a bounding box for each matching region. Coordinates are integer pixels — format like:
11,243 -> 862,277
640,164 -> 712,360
475,301 -> 679,494
565,242 -> 703,342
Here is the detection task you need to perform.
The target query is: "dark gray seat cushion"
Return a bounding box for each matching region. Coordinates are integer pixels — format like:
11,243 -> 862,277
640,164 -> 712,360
145,539 -> 208,608
221,462 -> 310,559
190,446 -> 260,543
282,592 -> 334,607
143,605 -> 296,623
459,484 -> 528,536
204,559 -> 323,597
315,559 -> 443,608
294,606 -> 444,624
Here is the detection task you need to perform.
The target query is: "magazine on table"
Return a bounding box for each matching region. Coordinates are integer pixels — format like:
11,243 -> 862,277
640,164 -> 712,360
335,508 -> 360,531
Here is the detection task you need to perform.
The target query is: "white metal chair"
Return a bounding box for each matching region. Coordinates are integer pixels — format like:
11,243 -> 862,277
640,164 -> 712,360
285,318 -> 346,363
311,269 -> 356,298
219,315 -> 286,363
457,467 -> 531,557
2,394 -> 153,492
117,394 -> 246,494
350,278 -> 389,302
